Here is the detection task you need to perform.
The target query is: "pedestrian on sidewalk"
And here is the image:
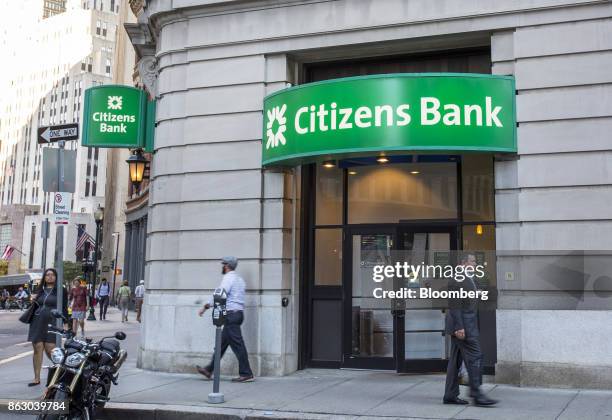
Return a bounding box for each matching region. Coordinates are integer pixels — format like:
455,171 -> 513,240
135,280 -> 145,323
196,256 -> 254,383
15,287 -> 28,310
0,288 -> 9,309
96,278 -> 110,320
443,253 -> 497,407
69,278 -> 87,337
26,268 -> 68,387
117,280 -> 131,322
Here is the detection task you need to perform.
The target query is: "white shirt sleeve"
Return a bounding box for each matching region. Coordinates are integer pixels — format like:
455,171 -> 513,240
208,274 -> 233,306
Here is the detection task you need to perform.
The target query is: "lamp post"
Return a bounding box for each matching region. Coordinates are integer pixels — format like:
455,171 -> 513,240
126,149 -> 147,192
111,232 -> 120,306
87,205 -> 104,321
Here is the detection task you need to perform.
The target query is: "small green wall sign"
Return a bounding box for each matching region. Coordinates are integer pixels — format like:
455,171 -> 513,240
82,85 -> 146,148
262,74 -> 516,165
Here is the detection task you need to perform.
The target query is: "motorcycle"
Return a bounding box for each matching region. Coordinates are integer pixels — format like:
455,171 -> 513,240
37,310 -> 127,420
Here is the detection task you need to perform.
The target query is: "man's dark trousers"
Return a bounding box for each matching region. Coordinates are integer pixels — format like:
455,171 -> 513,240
444,334 -> 483,399
99,295 -> 109,319
205,310 -> 253,377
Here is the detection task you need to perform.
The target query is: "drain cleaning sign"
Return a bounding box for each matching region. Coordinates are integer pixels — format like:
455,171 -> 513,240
262,73 -> 516,165
82,85 -> 146,148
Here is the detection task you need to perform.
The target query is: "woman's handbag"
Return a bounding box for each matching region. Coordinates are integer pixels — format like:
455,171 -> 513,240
19,300 -> 39,324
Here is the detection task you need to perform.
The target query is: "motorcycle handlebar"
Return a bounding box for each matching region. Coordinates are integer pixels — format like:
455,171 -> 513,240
47,324 -> 74,338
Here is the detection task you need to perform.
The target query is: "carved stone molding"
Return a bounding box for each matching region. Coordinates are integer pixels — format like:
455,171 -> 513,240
129,0 -> 145,17
137,55 -> 158,98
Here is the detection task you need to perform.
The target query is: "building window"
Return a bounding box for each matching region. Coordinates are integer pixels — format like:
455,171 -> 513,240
96,20 -> 101,35
102,22 -> 107,37
0,224 -> 12,253
105,59 -> 111,76
110,0 -> 115,11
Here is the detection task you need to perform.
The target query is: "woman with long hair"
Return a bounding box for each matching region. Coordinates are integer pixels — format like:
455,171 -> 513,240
27,268 -> 68,386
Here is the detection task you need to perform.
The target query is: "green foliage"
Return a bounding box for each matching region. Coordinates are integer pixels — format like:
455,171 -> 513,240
63,261 -> 83,284
0,260 -> 7,276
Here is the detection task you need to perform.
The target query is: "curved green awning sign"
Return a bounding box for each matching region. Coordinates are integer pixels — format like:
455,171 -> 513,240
82,85 -> 146,148
262,73 -> 516,166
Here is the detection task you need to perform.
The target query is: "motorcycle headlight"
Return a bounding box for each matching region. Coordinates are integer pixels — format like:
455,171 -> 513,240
50,348 -> 64,365
65,352 -> 86,367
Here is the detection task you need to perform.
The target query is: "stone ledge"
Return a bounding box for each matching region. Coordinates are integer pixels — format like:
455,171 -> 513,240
138,347 -> 296,376
496,361 -> 612,389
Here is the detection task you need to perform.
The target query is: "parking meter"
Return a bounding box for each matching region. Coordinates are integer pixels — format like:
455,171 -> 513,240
208,287 -> 227,404
211,287 -> 227,327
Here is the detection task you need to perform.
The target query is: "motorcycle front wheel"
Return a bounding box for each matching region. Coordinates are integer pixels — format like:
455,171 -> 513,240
36,388 -> 90,420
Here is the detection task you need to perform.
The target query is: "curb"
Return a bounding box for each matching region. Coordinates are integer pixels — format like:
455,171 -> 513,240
0,401 -> 377,420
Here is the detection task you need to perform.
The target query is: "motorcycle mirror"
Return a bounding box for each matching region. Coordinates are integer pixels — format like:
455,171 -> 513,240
51,309 -> 65,320
115,332 -> 126,341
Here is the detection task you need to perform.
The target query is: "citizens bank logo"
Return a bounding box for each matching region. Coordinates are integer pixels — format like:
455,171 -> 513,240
265,104 -> 287,150
107,95 -> 123,110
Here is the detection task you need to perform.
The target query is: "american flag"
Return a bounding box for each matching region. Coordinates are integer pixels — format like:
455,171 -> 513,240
1,245 -> 14,260
76,226 -> 95,253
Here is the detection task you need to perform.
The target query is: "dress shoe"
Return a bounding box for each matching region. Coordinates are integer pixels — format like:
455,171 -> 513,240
443,397 -> 469,405
231,375 -> 255,382
196,365 -> 212,379
473,395 -> 498,406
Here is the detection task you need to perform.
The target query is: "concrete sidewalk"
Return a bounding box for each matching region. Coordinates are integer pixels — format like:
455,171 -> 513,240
3,366 -> 612,419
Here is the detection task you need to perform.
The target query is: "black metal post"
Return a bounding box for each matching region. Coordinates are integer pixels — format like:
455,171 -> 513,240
87,219 -> 102,321
208,326 -> 224,403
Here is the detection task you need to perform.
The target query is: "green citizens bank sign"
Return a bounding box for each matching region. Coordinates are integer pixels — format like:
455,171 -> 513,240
262,74 -> 516,165
82,85 -> 146,148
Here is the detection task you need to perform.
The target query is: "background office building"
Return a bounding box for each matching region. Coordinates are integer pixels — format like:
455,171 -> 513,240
0,0 -> 129,276
129,0 -> 612,388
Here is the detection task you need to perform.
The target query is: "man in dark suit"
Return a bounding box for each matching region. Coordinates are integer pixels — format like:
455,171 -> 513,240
443,253 -> 497,406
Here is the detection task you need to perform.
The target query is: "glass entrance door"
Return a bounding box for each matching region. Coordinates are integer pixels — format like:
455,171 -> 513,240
395,226 -> 457,373
343,228 -> 396,369
343,225 -> 457,371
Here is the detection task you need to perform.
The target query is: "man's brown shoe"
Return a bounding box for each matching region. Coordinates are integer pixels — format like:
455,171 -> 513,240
196,365 -> 212,379
231,375 -> 254,383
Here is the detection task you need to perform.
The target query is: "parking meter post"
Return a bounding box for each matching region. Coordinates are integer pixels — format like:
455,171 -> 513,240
208,287 -> 227,404
212,327 -> 223,389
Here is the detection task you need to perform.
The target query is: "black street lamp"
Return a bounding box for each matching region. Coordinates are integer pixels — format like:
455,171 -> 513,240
87,205 -> 104,321
126,149 -> 147,191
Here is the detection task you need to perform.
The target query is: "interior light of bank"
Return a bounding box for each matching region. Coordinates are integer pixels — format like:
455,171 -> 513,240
348,170 -> 357,175
377,156 -> 389,163
322,161 -> 336,168
410,170 -> 420,174
476,224 -> 484,235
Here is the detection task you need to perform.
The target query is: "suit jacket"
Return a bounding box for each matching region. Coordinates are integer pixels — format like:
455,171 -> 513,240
445,275 -> 480,338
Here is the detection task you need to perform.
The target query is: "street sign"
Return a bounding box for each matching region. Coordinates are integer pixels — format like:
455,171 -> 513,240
53,192 -> 71,225
42,148 -> 76,193
38,123 -> 79,144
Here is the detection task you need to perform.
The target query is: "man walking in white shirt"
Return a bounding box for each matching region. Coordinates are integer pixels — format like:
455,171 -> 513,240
196,256 -> 254,383
135,280 -> 145,323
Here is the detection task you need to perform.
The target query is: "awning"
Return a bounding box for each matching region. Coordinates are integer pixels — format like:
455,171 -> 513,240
0,273 -> 40,288
262,73 -> 517,166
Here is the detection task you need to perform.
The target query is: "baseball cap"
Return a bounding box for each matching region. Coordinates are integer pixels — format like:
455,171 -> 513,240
221,256 -> 238,270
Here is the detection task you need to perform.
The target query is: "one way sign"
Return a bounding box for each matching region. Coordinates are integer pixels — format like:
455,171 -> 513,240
37,123 -> 79,144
